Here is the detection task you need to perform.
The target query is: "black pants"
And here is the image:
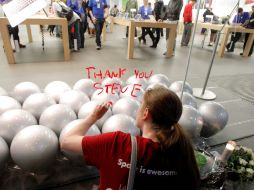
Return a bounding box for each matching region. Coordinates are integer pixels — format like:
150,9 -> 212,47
8,25 -> 19,41
243,33 -> 254,56
80,19 -> 88,48
126,26 -> 137,37
95,18 -> 104,47
153,28 -> 161,45
226,32 -> 242,51
141,27 -> 154,42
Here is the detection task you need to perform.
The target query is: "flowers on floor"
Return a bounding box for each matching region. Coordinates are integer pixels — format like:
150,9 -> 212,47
227,146 -> 254,182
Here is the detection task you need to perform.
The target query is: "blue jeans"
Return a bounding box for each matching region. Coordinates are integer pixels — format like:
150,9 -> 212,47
95,18 -> 105,47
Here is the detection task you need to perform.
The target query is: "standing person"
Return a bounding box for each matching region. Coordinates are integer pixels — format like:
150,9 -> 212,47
240,5 -> 254,57
61,87 -> 200,190
181,0 -> 196,47
138,0 -> 155,45
226,8 -> 250,52
88,0 -> 108,50
125,0 -> 138,38
150,0 -> 164,48
163,0 -> 183,54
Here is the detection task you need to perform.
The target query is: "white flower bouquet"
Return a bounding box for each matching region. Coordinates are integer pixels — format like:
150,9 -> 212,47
227,146 -> 254,182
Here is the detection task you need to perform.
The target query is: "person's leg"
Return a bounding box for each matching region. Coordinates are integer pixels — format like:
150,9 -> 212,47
147,28 -> 155,42
155,28 -> 161,45
95,18 -> 105,49
98,18 -> 105,37
185,23 -> 193,46
139,28 -> 146,44
79,22 -> 85,48
95,19 -> 101,48
181,24 -> 188,46
229,32 -> 241,51
12,26 -> 26,48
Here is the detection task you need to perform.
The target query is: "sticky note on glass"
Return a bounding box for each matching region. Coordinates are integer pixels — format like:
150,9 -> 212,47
2,0 -> 47,27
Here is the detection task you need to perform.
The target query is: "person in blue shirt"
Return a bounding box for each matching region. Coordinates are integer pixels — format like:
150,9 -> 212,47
138,0 -> 155,45
88,0 -> 108,50
226,8 -> 250,53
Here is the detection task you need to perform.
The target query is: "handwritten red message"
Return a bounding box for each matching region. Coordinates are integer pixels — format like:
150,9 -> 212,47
85,66 -> 153,97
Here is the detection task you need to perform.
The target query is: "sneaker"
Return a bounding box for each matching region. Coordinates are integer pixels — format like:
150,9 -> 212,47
96,46 -> 101,50
208,43 -> 213,47
240,53 -> 243,56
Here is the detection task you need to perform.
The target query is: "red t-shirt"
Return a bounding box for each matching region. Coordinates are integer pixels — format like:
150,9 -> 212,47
183,3 -> 193,23
82,131 -> 193,190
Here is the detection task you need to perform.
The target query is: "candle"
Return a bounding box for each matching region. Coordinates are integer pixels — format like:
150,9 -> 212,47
220,141 -> 236,162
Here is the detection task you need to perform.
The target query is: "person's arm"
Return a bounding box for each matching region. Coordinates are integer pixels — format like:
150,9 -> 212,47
61,102 -> 110,155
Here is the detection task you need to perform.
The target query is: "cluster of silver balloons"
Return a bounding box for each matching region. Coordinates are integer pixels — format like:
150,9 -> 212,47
0,75 -> 229,173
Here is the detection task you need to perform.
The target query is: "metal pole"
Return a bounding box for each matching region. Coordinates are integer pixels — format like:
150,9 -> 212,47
201,32 -> 221,95
192,0 -> 240,100
181,0 -> 202,100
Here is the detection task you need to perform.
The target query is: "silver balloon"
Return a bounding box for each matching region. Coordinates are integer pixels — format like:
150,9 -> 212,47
11,82 -> 41,104
0,87 -> 8,96
148,74 -> 171,87
23,93 -> 56,120
91,89 -> 119,104
78,101 -> 112,129
0,136 -> 9,171
126,75 -> 148,89
146,83 -> 168,90
179,105 -> 203,139
10,125 -> 58,173
112,98 -> 140,119
73,79 -> 95,98
59,90 -> 90,114
44,81 -> 71,103
120,84 -> 144,102
0,96 -> 21,115
102,114 -> 140,136
169,81 -> 193,94
39,104 -> 77,136
199,101 -> 229,138
59,119 -> 100,163
176,92 -> 197,108
0,109 -> 37,145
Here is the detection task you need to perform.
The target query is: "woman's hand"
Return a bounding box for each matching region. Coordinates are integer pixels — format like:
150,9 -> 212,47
90,102 -> 111,121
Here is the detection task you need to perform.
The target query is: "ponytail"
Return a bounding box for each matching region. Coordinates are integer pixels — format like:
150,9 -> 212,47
156,123 -> 200,189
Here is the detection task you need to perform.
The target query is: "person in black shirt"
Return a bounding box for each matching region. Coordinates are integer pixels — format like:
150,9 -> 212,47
150,0 -> 164,48
240,5 -> 254,57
